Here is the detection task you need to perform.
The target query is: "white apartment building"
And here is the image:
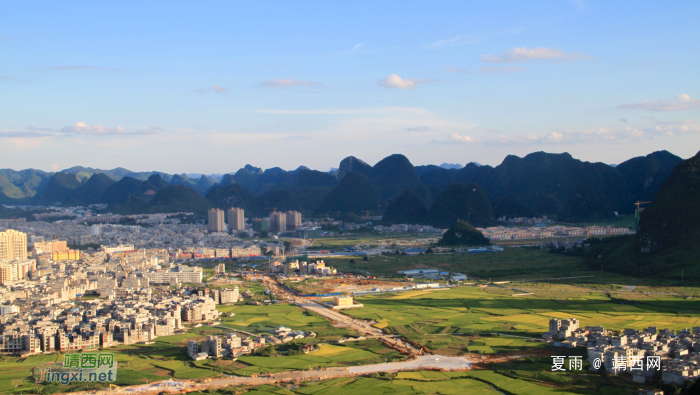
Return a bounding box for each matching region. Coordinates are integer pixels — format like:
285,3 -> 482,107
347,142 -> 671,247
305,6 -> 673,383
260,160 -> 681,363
0,230 -> 27,260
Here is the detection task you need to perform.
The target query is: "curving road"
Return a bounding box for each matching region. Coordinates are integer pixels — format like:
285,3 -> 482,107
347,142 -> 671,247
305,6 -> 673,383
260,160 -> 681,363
78,355 -> 472,395
71,276 -> 473,395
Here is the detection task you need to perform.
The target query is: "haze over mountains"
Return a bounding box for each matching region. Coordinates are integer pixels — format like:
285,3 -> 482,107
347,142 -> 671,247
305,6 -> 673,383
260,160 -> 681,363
0,150 -> 684,223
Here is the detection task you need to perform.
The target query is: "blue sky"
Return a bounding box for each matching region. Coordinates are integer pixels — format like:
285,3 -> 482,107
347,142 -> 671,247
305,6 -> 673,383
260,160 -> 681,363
1,0 -> 698,173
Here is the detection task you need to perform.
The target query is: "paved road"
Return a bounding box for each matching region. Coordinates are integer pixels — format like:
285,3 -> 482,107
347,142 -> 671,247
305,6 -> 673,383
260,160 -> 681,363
264,276 -> 420,355
69,277 -> 473,395
78,355 -> 472,395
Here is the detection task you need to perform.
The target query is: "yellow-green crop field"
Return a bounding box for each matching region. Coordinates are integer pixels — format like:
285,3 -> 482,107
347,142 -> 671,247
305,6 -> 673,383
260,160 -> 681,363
345,285 -> 700,354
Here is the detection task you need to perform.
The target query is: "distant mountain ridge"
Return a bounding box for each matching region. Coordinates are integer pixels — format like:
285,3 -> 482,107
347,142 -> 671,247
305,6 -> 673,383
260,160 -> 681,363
0,150 -> 684,224
555,151 -> 700,280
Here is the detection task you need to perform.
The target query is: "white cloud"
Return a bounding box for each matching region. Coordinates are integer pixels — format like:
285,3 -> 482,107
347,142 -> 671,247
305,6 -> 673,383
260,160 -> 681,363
427,27 -> 523,50
378,74 -> 434,89
617,94 -> 700,111
479,67 -> 526,74
60,122 -> 159,136
442,67 -> 471,74
448,133 -> 480,143
196,85 -> 230,94
259,79 -> 326,88
441,119 -> 700,146
643,119 -> 700,136
480,47 -> 594,63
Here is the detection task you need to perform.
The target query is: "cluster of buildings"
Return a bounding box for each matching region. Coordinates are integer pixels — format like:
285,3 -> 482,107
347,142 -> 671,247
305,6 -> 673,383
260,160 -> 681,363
546,318 -> 700,386
496,216 -> 553,225
1,209 -> 285,254
208,208 -> 302,234
397,268 -> 467,281
188,326 -> 315,360
372,224 -> 445,234
0,288 -> 235,356
479,225 -> 633,241
269,259 -> 336,276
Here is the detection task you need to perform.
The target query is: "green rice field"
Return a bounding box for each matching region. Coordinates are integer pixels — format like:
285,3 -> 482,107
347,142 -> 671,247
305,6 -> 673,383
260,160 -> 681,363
344,284 -> 700,354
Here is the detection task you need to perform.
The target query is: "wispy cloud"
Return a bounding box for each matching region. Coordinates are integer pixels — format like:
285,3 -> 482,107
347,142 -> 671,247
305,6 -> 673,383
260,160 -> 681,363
248,107 -> 434,116
427,27 -> 523,50
617,94 -> 700,111
643,119 -> 700,136
60,122 -> 159,136
479,67 -> 525,74
440,119 -> 700,146
569,0 -> 586,10
254,109 -> 370,115
339,43 -> 364,54
480,47 -> 594,63
0,130 -> 52,138
196,85 -> 230,94
442,67 -> 471,74
47,66 -> 123,71
404,126 -> 431,133
259,79 -> 326,89
0,75 -> 11,80
378,74 -> 435,89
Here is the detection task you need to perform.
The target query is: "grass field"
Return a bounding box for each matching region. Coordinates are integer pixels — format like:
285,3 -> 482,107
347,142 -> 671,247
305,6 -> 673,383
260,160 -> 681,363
216,303 -> 359,342
0,332 -> 222,394
205,368 -> 602,395
236,343 -> 395,375
0,300 -> 369,394
343,284 -> 700,355
325,247 -> 693,287
171,363 -> 659,395
326,248 -> 594,280
309,233 -> 438,250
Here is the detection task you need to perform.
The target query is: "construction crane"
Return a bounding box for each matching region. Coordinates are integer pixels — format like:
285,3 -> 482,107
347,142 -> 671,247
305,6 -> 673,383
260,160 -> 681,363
634,201 -> 652,231
264,207 -> 278,213
635,201 -> 651,210
362,210 -> 371,217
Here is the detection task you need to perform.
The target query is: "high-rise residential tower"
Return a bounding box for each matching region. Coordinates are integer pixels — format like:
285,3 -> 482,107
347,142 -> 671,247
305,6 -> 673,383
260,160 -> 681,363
227,207 -> 245,232
285,211 -> 302,230
270,211 -> 287,233
0,229 -> 27,260
208,209 -> 226,233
